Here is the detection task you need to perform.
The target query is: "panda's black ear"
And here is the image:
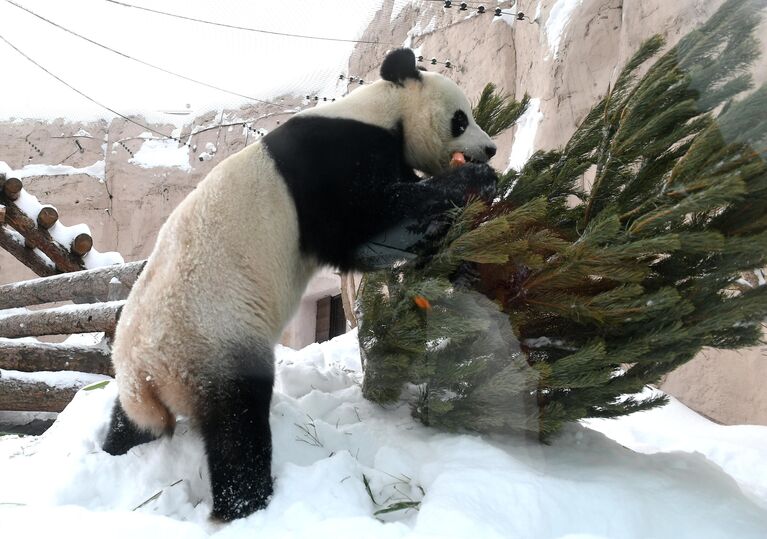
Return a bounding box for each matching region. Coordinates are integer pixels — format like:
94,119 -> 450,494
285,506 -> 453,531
380,48 -> 421,85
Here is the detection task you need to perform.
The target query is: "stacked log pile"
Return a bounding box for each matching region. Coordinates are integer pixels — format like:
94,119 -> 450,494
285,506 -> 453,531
0,262 -> 145,412
0,170 -> 146,414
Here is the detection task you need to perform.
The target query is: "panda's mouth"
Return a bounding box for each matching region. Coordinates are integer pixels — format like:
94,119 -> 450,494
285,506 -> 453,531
450,151 -> 472,168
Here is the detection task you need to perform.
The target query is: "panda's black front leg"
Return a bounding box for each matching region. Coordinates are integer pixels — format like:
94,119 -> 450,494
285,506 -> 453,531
199,344 -> 275,521
352,164 -> 498,269
418,162 -> 498,206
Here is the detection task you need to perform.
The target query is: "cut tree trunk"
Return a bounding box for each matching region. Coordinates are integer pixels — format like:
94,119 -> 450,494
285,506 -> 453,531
37,206 -> 59,229
0,301 -> 124,338
2,177 -> 22,201
0,378 -> 79,412
0,260 -> 145,309
0,193 -> 85,272
0,339 -> 113,375
340,273 -> 358,329
0,225 -> 57,278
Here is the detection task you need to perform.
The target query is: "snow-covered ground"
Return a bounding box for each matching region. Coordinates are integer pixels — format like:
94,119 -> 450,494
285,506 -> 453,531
1,330 -> 766,538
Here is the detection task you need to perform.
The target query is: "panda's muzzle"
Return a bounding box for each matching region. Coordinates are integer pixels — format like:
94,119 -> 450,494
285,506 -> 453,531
451,144 -> 496,167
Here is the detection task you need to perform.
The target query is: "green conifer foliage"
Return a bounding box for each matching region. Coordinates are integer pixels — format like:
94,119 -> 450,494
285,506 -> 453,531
359,0 -> 767,439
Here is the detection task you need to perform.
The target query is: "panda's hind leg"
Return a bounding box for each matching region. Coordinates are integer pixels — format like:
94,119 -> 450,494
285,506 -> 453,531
103,398 -> 160,455
199,342 -> 275,522
103,379 -> 175,455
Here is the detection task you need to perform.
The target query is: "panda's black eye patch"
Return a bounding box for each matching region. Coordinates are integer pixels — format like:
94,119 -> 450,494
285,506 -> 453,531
451,110 -> 469,138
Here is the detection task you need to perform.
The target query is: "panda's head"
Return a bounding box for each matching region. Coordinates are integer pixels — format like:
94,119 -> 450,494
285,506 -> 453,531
380,48 -> 497,175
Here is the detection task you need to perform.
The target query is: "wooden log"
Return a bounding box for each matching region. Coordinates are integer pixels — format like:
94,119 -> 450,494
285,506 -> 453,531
0,225 -> 57,278
2,177 -> 22,201
0,411 -> 57,435
0,339 -> 113,375
103,277 -> 130,344
0,260 -> 144,309
0,377 -> 79,412
37,205 -> 59,229
71,232 -> 93,256
0,301 -> 124,338
0,193 -> 85,272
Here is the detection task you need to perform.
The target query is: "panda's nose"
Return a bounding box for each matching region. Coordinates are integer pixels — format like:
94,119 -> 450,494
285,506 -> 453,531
485,145 -> 497,159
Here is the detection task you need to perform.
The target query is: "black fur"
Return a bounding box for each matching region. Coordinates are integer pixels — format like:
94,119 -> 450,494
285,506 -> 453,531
263,115 -> 497,271
353,164 -> 498,268
199,343 -> 275,522
263,116 -> 417,270
380,48 -> 421,85
451,110 -> 469,138
103,399 -> 159,456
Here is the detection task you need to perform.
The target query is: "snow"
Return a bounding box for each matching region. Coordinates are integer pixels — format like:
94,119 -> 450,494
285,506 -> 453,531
0,0 -> 385,124
494,2 -> 518,27
1,331 -> 767,538
14,188 -> 94,251
505,97 -> 543,172
9,161 -> 106,182
32,247 -> 56,269
390,0 -> 415,22
1,225 -> 25,247
13,187 -> 46,221
0,368 -> 109,389
0,308 -> 32,320
583,388 -> 767,507
129,135 -> 192,172
82,248 -> 124,270
545,0 -> 583,58
63,332 -> 105,346
1,163 -> 124,269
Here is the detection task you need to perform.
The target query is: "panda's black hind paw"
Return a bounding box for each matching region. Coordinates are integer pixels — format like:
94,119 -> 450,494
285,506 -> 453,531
210,481 -> 273,522
102,399 -> 158,456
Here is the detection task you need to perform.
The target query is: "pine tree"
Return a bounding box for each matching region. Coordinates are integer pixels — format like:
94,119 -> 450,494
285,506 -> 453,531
358,0 -> 767,439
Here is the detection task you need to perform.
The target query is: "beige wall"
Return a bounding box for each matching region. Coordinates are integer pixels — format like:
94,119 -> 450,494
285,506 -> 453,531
281,268 -> 343,349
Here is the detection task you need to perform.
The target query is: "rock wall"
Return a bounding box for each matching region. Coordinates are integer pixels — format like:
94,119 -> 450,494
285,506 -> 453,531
1,0 -> 765,424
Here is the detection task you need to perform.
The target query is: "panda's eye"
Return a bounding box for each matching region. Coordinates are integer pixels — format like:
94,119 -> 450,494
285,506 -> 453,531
451,110 -> 469,138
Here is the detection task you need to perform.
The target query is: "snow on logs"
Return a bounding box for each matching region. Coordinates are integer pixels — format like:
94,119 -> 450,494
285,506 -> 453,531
0,301 -> 125,339
0,172 -> 123,275
0,377 -> 81,413
0,339 -> 112,375
0,260 -> 144,310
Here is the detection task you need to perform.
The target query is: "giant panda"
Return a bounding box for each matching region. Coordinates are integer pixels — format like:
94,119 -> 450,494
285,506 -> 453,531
102,48 -> 498,521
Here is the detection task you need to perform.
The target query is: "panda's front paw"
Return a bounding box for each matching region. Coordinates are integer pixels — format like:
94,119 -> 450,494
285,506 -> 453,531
463,163 -> 498,203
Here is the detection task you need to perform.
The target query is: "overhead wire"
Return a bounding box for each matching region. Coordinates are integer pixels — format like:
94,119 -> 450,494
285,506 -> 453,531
104,0 -> 393,45
3,0 -> 283,107
0,32 -> 183,142
0,1 -> 519,148
0,0 -> 387,145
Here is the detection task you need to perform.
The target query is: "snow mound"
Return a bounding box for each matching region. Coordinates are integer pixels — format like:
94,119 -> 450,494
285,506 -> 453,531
1,330 -> 767,538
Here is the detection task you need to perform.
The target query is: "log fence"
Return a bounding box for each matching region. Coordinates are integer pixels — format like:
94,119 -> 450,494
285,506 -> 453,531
0,170 -> 147,415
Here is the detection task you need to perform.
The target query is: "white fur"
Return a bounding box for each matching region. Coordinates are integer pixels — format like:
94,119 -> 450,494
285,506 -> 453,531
111,69 -> 493,434
306,72 -> 495,175
112,144 -> 315,433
